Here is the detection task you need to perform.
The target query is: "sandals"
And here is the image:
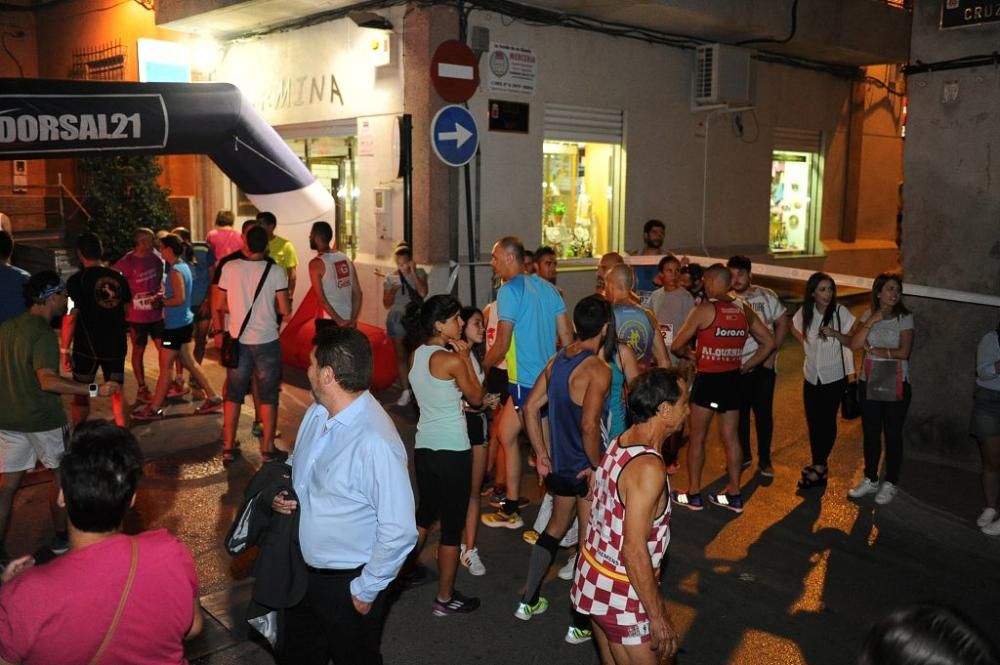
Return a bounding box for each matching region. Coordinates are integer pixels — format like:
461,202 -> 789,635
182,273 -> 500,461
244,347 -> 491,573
797,465 -> 828,489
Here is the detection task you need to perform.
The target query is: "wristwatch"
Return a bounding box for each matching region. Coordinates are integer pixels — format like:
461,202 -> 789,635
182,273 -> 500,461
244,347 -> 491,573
89,383 -> 98,398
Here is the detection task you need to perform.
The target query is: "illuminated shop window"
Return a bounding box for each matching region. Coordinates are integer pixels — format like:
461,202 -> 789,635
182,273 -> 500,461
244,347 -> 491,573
541,140 -> 623,259
769,150 -> 821,254
287,136 -> 358,258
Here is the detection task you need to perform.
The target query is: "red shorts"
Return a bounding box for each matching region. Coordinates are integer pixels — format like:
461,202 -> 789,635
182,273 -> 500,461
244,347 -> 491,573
590,609 -> 651,646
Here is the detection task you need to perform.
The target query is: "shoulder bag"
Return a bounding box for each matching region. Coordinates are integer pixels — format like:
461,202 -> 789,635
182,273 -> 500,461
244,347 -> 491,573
836,310 -> 860,420
221,262 -> 273,369
88,537 -> 138,665
398,269 -> 424,306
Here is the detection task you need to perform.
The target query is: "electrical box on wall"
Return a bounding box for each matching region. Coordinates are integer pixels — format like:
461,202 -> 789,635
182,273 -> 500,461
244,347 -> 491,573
374,186 -> 393,239
692,44 -> 753,109
12,160 -> 27,193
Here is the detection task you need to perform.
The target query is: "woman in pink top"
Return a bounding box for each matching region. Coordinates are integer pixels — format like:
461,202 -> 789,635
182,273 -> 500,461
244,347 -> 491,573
205,210 -> 244,260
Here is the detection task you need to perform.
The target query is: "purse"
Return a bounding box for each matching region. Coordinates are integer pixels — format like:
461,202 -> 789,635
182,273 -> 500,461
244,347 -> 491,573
865,357 -> 904,402
836,310 -> 860,420
398,270 -> 424,306
221,262 -> 273,369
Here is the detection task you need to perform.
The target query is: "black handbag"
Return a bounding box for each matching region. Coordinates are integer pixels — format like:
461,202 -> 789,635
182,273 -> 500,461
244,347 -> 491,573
837,309 -> 861,420
221,262 -> 273,369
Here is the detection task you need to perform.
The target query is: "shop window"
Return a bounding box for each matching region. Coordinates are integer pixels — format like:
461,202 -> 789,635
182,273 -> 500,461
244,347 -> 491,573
769,150 -> 821,254
541,140 -> 622,259
287,136 -> 358,257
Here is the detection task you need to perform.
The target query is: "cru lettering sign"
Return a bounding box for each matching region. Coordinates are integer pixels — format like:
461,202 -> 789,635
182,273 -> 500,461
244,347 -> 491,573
941,0 -> 1000,29
0,94 -> 168,154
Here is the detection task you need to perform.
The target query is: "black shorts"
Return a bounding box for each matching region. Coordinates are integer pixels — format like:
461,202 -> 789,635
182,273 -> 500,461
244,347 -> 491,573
72,351 -> 125,384
691,370 -> 741,413
465,411 -> 488,446
546,473 -> 590,498
191,301 -> 211,323
161,324 -> 194,350
128,320 -> 164,346
414,449 -> 472,547
486,367 -> 509,401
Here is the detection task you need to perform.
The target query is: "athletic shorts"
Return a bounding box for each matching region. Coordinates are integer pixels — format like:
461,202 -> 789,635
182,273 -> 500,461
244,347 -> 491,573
225,339 -> 282,405
486,367 -> 510,399
72,350 -> 126,385
971,386 -> 1000,439
0,426 -> 68,473
161,324 -> 194,350
590,610 -> 652,646
690,370 -> 741,413
509,383 -> 534,410
546,473 -> 590,498
128,320 -> 164,346
386,310 -> 406,339
465,411 -> 488,446
414,448 -> 472,546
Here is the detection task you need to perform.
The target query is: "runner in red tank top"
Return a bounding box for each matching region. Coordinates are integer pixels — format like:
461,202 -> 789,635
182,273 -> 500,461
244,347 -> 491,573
668,264 -> 774,513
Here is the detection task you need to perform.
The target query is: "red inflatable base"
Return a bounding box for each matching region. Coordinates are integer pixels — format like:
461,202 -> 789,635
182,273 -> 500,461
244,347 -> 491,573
279,289 -> 398,392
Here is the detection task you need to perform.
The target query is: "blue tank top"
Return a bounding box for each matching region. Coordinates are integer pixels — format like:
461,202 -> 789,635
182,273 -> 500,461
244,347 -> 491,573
604,353 -> 628,444
549,348 -> 594,479
614,303 -> 656,369
164,261 -> 194,330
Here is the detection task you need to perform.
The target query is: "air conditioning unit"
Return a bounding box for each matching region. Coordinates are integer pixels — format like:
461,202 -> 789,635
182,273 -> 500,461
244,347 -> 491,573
693,44 -> 753,108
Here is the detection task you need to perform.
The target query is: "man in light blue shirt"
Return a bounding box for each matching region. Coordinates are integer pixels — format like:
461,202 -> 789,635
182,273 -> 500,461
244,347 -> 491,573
272,325 -> 416,665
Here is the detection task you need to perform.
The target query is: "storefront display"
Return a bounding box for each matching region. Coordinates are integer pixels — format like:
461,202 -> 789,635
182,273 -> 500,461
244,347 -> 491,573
769,151 -> 819,254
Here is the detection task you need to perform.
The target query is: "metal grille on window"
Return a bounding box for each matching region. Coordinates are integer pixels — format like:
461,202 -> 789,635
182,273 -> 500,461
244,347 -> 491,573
773,127 -> 822,154
71,40 -> 127,81
543,104 -> 623,143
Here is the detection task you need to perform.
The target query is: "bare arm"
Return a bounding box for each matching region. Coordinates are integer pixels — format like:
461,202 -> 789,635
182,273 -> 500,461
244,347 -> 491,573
851,310 -> 882,351
670,303 -> 711,358
618,343 -> 640,383
870,328 -> 914,361
185,598 -> 204,640
309,258 -> 342,323
382,280 -> 400,308
36,368 -> 117,396
556,312 -> 574,348
276,289 -> 291,318
483,320 -> 512,372
61,309 -> 76,372
579,361 -> 611,469
646,310 -> 672,368
523,361 -> 553,472
742,307 -> 775,372
350,263 -> 363,325
161,270 -> 186,308
286,268 -> 297,300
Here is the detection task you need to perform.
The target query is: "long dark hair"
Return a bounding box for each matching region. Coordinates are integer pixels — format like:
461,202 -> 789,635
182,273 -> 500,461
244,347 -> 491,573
871,272 -> 910,317
460,305 -> 485,361
404,294 -> 461,347
802,272 -> 838,332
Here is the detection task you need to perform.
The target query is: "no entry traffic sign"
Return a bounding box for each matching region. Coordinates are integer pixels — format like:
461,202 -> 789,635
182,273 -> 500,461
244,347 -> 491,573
431,105 -> 479,167
431,40 -> 479,103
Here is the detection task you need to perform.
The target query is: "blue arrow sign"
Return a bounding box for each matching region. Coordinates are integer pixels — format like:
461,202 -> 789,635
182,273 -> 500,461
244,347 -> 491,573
431,104 -> 479,167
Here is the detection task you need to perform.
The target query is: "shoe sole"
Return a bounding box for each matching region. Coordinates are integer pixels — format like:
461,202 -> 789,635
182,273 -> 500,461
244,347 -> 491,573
708,496 -> 744,514
514,605 -> 548,621
196,404 -> 224,415
672,497 -> 704,511
565,634 -> 592,645
481,515 -> 524,529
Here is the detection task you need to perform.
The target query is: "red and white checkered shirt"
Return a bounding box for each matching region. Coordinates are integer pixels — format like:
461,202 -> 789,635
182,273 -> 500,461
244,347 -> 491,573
571,437 -> 671,620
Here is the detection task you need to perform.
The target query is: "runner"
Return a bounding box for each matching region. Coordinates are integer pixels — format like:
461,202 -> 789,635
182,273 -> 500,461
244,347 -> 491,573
113,228 -> 164,404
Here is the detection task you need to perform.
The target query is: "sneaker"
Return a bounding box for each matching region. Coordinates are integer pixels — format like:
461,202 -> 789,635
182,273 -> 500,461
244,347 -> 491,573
489,494 -> 530,510
848,477 -> 879,499
396,389 -> 412,407
135,386 -> 153,403
398,564 -> 431,589
976,507 -> 998,528
741,457 -> 752,470
251,421 -> 263,438
522,529 -> 540,545
874,481 -> 898,505
481,510 -> 524,529
514,597 -> 549,621
708,492 -> 745,514
132,406 -> 164,422
671,490 -> 704,511
194,396 -> 224,414
460,545 -> 486,576
167,383 -> 190,399
564,626 -> 593,645
760,464 -> 775,478
49,531 -> 70,555
557,556 -> 576,581
432,589 -> 480,616
983,519 -> 1000,536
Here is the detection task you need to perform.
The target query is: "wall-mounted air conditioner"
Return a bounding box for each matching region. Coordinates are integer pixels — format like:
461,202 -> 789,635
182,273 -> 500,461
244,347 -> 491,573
693,44 -> 753,109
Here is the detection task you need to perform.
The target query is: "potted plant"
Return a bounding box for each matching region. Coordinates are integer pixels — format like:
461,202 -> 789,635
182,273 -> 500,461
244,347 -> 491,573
552,200 -> 567,224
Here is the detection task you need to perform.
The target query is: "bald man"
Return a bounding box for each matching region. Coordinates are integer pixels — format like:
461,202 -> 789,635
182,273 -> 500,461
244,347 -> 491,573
604,264 -> 670,371
596,252 -> 624,298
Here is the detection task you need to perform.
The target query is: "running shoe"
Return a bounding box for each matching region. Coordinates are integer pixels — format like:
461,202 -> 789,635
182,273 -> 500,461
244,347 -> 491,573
983,518 -> 1000,536
194,396 -> 224,414
396,389 -> 412,407
874,481 -> 898,505
514,597 -> 548,621
671,490 -> 704,511
977,507 -> 998,528
708,491 -> 745,514
135,386 -> 153,404
488,495 -> 530,509
760,464 -> 775,478
460,545 -> 486,576
132,406 -> 164,422
741,457 -> 752,470
557,556 -> 576,581
522,529 -> 540,545
481,510 -> 524,529
847,477 -> 879,499
564,626 -> 593,645
432,590 -> 480,616
167,383 -> 190,399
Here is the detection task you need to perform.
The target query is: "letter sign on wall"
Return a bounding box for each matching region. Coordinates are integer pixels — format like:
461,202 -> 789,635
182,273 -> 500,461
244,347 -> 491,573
941,0 -> 1000,29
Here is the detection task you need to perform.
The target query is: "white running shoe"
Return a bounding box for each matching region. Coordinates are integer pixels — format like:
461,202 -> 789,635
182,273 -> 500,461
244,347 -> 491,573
460,545 -> 486,576
564,626 -> 593,644
557,556 -> 576,581
874,481 -> 898,505
396,389 -> 412,407
983,518 -> 1000,536
976,507 -> 998,528
847,477 -> 879,499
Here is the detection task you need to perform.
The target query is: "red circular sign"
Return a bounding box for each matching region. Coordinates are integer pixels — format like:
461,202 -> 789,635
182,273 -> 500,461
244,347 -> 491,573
430,40 -> 480,103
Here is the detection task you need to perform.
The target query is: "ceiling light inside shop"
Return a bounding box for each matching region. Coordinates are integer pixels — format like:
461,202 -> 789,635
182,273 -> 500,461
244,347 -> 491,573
191,36 -> 223,74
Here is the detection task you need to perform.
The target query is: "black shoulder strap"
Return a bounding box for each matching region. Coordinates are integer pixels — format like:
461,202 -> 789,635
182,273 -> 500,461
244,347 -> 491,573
236,261 -> 273,341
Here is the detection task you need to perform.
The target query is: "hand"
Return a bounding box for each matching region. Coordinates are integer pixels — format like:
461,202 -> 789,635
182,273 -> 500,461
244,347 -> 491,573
649,604 -> 679,659
1,555 -> 35,584
576,467 -> 596,500
536,455 -> 551,480
352,595 -> 372,615
271,491 -> 298,515
819,325 -> 834,340
483,393 -> 501,410
98,382 -> 121,397
450,339 -> 471,356
762,352 -> 777,370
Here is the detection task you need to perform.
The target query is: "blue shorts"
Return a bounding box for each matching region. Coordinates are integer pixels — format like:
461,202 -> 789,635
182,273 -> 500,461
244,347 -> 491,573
386,310 -> 406,338
225,339 -> 282,405
509,383 -> 534,410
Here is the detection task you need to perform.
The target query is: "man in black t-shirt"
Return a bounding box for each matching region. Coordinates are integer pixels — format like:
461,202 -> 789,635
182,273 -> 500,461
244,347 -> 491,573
62,232 -> 131,427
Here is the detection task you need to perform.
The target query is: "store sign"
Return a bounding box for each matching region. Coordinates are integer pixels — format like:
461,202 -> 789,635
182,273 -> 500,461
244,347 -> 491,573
0,94 -> 168,154
254,74 -> 346,113
941,0 -> 1000,28
487,42 -> 536,96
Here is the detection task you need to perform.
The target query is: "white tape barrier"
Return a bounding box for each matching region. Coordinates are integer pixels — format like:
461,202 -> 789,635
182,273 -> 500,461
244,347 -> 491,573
625,254 -> 1000,308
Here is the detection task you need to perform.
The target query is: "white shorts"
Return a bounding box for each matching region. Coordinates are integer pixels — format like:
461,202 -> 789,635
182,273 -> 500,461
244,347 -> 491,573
0,427 -> 68,473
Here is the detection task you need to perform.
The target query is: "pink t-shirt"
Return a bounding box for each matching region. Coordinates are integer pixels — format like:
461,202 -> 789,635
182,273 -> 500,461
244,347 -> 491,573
0,530 -> 198,665
113,251 -> 164,324
206,228 -> 243,262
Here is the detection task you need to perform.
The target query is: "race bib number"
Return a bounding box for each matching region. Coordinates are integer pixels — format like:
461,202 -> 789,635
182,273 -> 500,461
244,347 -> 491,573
659,323 -> 673,348
133,293 -> 156,311
334,260 -> 351,289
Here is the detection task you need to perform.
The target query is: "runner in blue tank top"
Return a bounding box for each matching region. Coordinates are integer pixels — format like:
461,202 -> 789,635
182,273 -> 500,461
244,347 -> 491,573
515,295 -> 614,641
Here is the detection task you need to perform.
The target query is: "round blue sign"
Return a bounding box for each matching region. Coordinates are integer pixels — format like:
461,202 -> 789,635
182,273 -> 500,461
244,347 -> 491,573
431,105 -> 479,167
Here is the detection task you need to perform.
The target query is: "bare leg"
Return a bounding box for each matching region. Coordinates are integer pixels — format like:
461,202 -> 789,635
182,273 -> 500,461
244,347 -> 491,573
222,401 -> 240,450
49,470 -> 66,534
130,340 -> 147,390
392,337 -> 410,392
464,444 -> 488,550
591,619 -> 616,665
498,401 -> 524,504
718,410 -> 743,494
0,471 -> 26,549
686,404 -> 714,493
110,385 -> 127,428
258,403 -> 277,455
192,318 -> 210,365
179,343 -> 218,400
437,544 -> 460,602
980,434 -> 1000,509
148,347 -> 178,410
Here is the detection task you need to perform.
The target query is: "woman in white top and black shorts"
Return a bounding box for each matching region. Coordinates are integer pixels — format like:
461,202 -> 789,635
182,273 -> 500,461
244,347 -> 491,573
972,318 -> 1000,535
791,272 -> 856,489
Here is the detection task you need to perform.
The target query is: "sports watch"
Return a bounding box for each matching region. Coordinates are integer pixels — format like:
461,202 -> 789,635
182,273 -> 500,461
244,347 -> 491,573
89,383 -> 98,398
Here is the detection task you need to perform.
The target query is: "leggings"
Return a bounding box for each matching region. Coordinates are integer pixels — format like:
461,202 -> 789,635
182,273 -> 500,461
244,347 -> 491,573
414,448 -> 472,546
859,381 -> 912,484
803,378 -> 845,467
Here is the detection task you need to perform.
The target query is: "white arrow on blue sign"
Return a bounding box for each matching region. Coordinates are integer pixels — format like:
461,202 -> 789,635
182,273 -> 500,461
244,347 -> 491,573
431,104 -> 479,167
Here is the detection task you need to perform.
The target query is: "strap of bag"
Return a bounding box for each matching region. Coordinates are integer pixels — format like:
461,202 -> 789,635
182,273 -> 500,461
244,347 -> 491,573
836,309 -> 848,378
89,537 -> 138,665
236,261 -> 274,342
